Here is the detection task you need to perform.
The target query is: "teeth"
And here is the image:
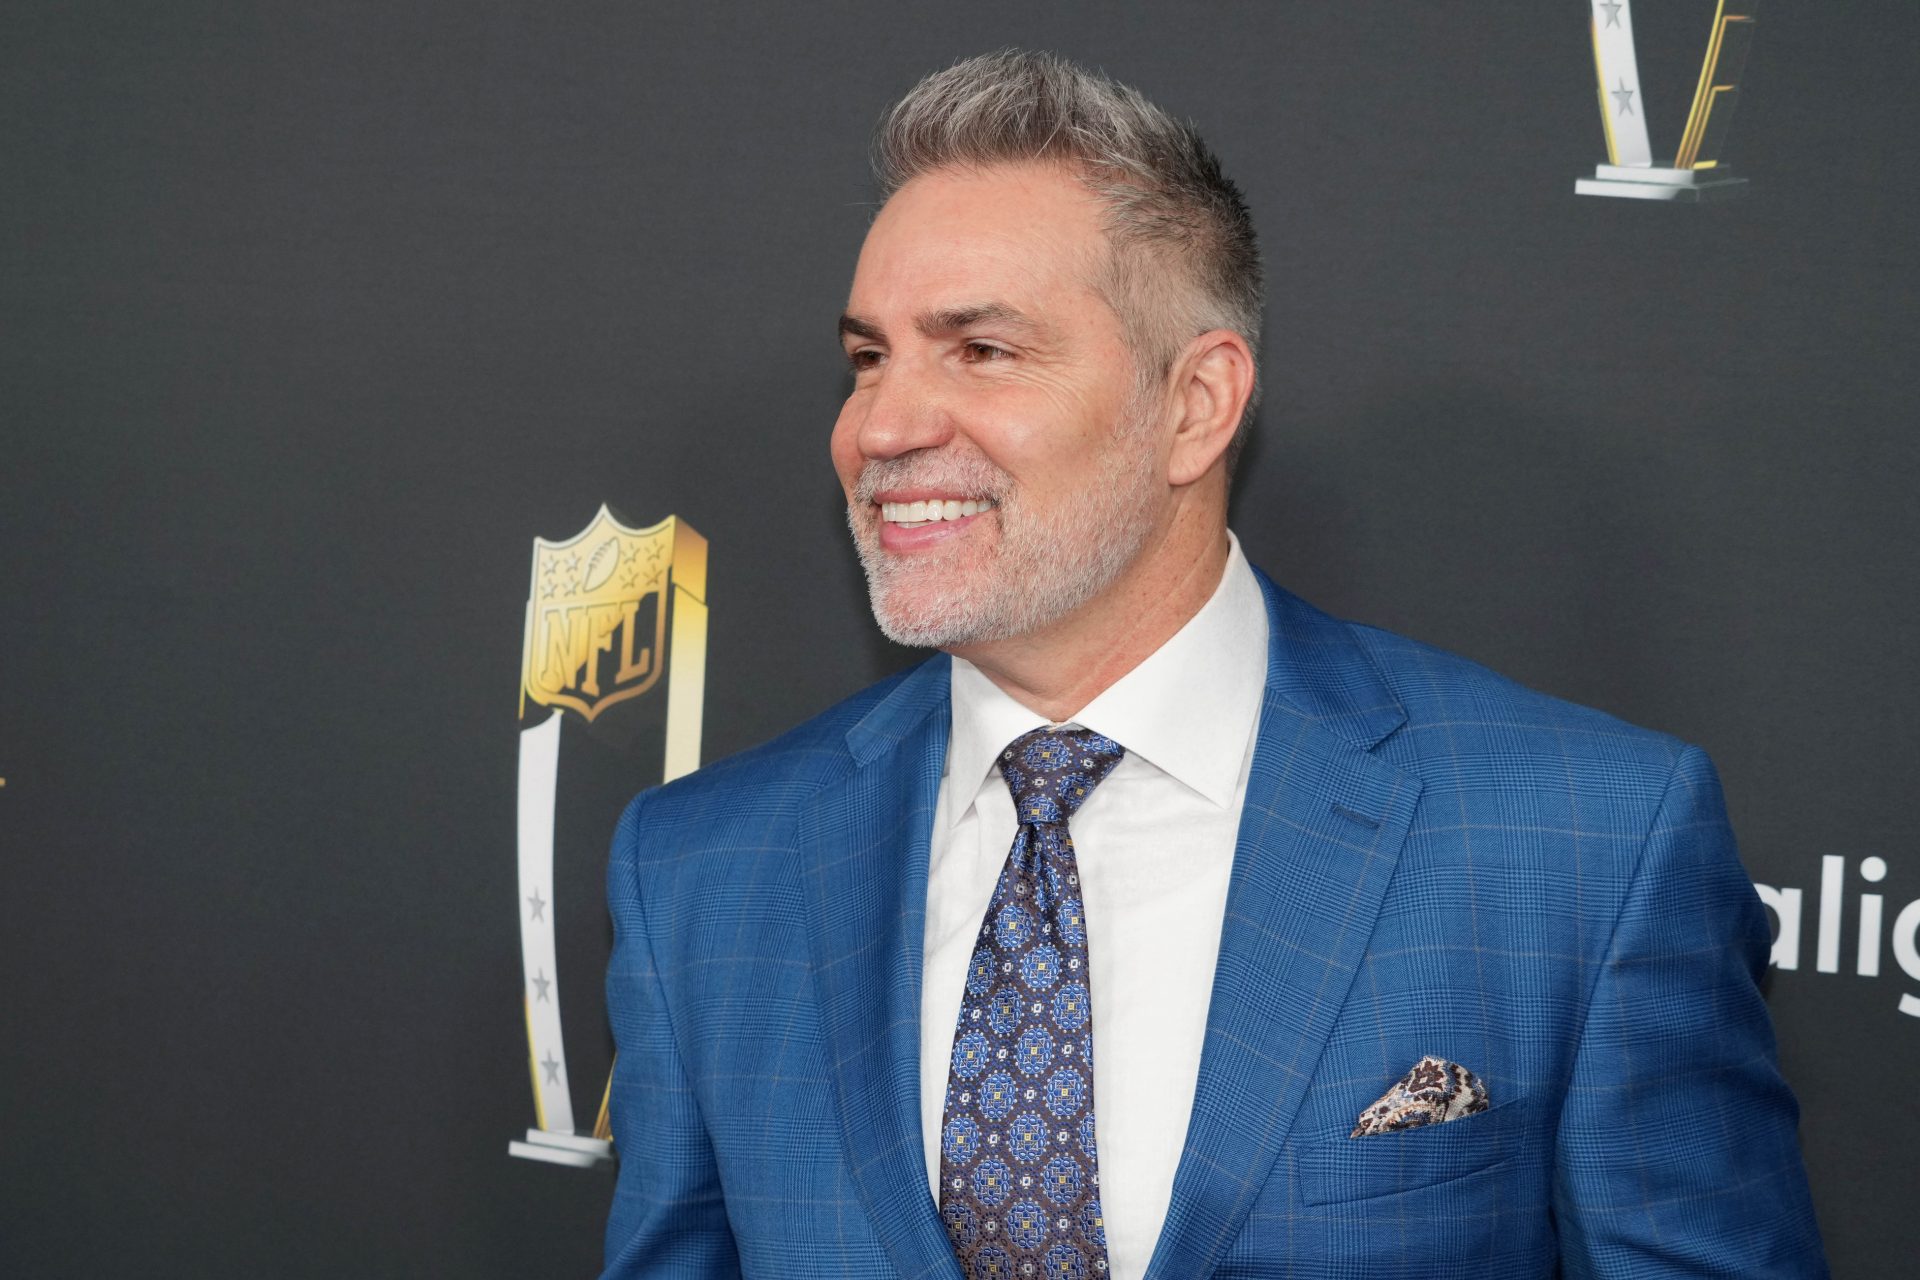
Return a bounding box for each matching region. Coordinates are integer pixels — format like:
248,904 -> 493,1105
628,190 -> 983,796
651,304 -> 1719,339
880,498 -> 995,525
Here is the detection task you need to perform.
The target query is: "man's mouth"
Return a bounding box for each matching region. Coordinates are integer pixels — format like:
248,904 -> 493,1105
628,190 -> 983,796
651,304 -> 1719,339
878,498 -> 997,529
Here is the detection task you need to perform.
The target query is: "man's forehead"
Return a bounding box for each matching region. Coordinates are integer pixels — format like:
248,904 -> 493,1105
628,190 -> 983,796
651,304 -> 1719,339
844,167 -> 1113,337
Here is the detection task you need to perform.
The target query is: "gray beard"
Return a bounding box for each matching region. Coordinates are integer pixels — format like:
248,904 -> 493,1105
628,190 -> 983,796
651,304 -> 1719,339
846,409 -> 1162,650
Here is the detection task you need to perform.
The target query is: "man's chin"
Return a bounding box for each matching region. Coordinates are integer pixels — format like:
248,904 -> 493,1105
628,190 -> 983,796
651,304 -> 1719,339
867,580 -> 1009,650
871,599 -> 979,650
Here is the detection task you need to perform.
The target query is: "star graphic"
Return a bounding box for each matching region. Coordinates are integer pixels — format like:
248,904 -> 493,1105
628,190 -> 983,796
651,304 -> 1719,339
531,969 -> 552,1002
1613,77 -> 1636,116
541,1051 -> 562,1085
564,552 -> 581,573
540,580 -> 556,599
645,542 -> 664,566
620,565 -> 641,589
1599,0 -> 1623,29
527,888 -> 547,922
542,557 -> 557,579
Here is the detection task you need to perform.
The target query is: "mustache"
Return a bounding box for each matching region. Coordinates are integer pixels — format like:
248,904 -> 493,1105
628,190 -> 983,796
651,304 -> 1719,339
851,453 -> 1011,506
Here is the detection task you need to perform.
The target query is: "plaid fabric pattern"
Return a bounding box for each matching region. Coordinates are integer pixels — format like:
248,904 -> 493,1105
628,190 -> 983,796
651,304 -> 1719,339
602,568 -> 1825,1280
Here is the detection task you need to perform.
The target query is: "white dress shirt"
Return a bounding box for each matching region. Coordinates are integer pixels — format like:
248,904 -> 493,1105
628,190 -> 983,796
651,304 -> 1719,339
920,533 -> 1269,1280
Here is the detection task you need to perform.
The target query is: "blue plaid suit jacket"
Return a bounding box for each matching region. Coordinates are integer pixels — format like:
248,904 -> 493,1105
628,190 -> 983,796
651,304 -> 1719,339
602,570 -> 1825,1278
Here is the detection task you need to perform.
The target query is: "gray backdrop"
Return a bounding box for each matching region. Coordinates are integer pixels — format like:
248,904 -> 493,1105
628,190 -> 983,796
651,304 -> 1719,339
3,2 -> 1914,1276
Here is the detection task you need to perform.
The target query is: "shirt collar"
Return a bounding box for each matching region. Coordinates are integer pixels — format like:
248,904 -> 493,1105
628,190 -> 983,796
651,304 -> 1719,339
945,531 -> 1269,817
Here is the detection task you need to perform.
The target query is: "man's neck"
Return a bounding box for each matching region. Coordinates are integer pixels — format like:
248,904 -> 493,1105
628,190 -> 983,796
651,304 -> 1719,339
947,510 -> 1232,724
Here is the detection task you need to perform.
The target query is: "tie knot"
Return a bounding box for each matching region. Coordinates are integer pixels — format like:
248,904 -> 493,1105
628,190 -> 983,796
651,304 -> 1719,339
997,727 -> 1125,825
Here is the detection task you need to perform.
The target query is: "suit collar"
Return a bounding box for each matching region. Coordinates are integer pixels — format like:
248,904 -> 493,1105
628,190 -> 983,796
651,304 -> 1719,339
845,653 -> 952,767
1249,565 -> 1406,752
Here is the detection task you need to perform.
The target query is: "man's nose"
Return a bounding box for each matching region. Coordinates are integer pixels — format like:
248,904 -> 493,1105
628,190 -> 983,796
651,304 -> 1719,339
855,356 -> 956,460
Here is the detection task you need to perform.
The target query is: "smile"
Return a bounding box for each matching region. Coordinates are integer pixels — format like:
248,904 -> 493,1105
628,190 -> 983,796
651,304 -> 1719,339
879,498 -> 996,528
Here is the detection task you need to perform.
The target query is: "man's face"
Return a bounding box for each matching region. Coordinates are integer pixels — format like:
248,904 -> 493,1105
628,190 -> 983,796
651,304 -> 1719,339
832,163 -> 1167,650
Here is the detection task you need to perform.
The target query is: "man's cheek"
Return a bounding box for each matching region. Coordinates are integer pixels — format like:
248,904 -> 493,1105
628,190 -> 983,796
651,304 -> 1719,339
828,410 -> 866,489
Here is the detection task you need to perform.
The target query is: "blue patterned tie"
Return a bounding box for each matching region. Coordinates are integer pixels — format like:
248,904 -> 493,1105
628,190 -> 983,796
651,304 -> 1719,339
938,726 -> 1125,1280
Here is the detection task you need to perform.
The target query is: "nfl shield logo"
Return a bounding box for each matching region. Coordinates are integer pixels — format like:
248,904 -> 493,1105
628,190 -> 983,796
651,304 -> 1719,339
520,504 -> 707,723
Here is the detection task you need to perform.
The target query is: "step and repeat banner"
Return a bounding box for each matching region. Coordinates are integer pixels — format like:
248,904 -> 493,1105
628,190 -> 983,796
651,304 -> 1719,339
4,4 -> 1913,1276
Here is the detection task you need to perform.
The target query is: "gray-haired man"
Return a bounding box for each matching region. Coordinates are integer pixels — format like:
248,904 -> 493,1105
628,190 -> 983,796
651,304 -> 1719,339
602,51 -> 1823,1279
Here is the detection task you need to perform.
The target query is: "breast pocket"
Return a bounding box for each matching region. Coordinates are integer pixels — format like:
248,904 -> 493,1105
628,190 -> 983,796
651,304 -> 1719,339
1297,1098 -> 1532,1207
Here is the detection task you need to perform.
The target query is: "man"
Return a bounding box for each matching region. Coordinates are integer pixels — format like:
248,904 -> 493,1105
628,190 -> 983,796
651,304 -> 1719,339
602,51 -> 1824,1279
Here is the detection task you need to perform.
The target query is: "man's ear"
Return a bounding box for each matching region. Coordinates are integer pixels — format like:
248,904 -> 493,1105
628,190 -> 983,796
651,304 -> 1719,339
1166,329 -> 1255,487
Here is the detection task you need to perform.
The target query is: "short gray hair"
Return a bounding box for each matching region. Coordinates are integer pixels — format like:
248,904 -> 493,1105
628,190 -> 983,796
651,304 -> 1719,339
873,49 -> 1263,467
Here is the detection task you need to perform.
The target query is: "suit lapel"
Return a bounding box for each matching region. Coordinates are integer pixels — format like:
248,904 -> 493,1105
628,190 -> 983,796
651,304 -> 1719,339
798,657 -> 962,1280
1144,574 -> 1424,1280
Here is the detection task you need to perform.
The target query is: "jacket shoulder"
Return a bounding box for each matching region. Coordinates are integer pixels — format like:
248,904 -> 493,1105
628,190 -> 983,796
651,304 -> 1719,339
1346,619 -> 1692,786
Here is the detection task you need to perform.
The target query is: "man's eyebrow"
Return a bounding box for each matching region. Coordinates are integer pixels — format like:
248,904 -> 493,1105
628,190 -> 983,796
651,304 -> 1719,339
838,313 -> 883,344
917,303 -> 1039,338
838,304 -> 1047,346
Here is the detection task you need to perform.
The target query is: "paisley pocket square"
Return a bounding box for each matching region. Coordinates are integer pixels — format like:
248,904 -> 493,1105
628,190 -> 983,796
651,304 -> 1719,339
1350,1055 -> 1490,1137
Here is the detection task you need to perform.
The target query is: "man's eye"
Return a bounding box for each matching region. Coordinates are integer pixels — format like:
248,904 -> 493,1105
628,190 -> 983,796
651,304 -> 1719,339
846,349 -> 884,371
963,341 -> 1011,362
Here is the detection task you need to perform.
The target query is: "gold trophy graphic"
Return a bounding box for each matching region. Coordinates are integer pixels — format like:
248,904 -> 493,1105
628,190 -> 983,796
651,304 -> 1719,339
508,505 -> 708,1168
1576,1 -> 1758,201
